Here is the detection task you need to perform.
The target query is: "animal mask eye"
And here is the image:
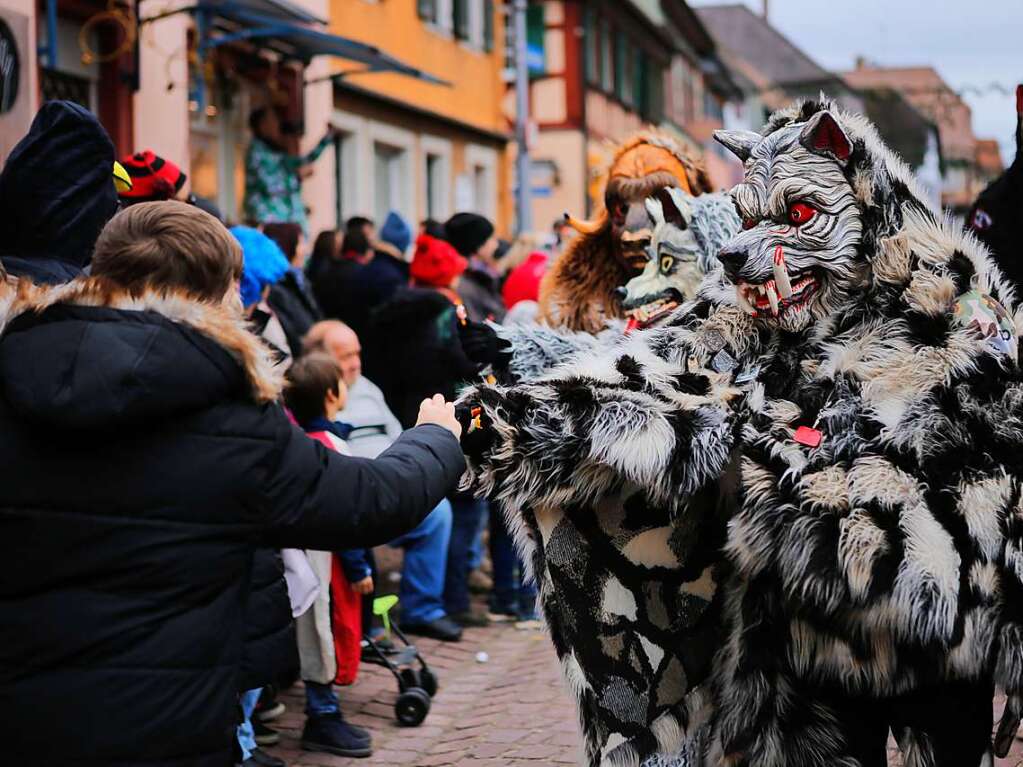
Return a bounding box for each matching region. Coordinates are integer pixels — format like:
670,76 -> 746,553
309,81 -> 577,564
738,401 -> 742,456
787,202 -> 817,226
611,201 -> 628,221
660,255 -> 674,273
742,218 -> 757,230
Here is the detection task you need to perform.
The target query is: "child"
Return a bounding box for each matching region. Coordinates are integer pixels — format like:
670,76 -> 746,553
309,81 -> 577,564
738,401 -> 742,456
284,353 -> 374,758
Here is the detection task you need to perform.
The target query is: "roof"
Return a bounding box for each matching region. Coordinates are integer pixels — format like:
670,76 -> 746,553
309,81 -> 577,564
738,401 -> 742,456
975,139 -> 1004,174
842,64 -> 975,161
695,4 -> 861,110
695,4 -> 836,90
855,88 -> 939,170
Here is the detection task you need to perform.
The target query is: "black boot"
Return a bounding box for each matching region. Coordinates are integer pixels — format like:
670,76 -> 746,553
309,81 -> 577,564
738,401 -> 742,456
301,712 -> 372,758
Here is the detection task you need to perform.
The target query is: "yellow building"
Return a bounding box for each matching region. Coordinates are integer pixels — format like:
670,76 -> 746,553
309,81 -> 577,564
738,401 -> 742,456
327,0 -> 511,234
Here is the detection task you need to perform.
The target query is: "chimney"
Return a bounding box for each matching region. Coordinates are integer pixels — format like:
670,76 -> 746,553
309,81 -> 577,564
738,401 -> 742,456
855,56 -> 868,71
762,0 -> 769,20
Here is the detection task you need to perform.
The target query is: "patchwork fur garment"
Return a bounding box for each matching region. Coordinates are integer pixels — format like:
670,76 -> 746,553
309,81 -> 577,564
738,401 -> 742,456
460,101 -> 1023,766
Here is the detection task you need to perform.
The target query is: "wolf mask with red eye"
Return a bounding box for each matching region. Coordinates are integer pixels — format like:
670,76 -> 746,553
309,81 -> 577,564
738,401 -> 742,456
714,108 -> 867,331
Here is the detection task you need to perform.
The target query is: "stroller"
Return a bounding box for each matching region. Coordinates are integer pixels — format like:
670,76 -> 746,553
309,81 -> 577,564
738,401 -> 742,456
360,595 -> 439,726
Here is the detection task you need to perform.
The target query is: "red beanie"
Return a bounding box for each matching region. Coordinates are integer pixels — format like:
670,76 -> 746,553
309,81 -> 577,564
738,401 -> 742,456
119,150 -> 187,201
410,234 -> 468,288
502,251 -> 549,308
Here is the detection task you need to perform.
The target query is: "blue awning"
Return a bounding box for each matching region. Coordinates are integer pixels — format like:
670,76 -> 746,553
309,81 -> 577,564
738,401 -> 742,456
194,0 -> 449,85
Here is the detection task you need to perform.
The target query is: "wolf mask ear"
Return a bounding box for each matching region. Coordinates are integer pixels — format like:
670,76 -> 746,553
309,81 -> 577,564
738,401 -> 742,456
658,186 -> 691,229
713,130 -> 760,162
645,195 -> 665,227
800,110 -> 853,165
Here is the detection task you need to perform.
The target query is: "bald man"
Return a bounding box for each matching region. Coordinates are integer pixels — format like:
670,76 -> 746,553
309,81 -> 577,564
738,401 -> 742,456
303,321 -> 462,642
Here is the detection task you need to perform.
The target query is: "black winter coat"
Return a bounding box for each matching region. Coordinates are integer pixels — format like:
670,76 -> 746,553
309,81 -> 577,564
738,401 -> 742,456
240,548 -> 297,692
363,287 -> 480,429
0,279 -> 465,767
268,270 -> 323,357
0,100 -> 118,284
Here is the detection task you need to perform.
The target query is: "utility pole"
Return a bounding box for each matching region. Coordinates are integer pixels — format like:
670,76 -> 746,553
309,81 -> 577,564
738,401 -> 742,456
513,0 -> 532,234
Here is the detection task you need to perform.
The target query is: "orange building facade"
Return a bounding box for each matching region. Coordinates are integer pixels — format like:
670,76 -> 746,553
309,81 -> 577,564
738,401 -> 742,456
326,0 -> 511,234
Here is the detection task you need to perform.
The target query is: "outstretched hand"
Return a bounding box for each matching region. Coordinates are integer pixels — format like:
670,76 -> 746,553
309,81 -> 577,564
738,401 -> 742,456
416,394 -> 462,440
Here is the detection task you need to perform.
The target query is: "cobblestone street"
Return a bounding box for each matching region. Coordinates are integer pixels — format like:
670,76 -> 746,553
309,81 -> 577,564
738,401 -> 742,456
264,619 -> 1023,767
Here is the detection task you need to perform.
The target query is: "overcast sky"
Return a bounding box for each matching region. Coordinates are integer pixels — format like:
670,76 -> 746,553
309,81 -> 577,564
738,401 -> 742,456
691,0 -> 1022,165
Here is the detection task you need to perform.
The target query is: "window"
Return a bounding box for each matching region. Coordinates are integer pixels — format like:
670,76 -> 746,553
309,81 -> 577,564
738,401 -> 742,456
417,0 -> 437,22
599,21 -> 613,92
525,4 -> 545,75
373,143 -> 405,224
483,0 -> 494,52
425,152 -> 449,220
648,64 -> 664,123
453,0 -> 469,40
615,32 -> 633,106
583,7 -> 599,85
334,130 -> 356,227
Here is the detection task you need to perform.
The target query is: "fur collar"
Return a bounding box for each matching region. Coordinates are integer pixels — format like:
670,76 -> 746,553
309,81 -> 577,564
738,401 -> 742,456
0,276 -> 283,403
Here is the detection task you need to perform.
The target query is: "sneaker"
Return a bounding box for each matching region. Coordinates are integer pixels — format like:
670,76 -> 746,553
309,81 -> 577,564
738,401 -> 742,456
468,569 -> 493,594
253,719 -> 280,746
515,616 -> 544,631
302,712 -> 373,758
255,693 -> 286,723
241,748 -> 286,767
402,615 -> 463,642
451,610 -> 490,628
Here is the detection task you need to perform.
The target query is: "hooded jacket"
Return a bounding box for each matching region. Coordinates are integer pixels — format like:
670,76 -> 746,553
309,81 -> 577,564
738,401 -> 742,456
0,277 -> 465,767
0,101 -> 118,284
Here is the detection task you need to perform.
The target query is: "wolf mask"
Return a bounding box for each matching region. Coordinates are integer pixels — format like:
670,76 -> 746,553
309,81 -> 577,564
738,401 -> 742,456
620,188 -> 739,329
714,110 -> 871,331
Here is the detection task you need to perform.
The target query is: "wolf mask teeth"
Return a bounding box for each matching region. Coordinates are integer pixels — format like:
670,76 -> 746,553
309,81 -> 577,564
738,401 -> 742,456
773,247 -> 793,299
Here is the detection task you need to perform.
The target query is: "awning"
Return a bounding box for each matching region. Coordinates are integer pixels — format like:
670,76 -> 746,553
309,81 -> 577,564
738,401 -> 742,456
193,0 -> 449,84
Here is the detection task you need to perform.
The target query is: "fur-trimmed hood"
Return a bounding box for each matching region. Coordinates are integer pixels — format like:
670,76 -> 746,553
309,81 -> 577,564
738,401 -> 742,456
0,277 -> 282,429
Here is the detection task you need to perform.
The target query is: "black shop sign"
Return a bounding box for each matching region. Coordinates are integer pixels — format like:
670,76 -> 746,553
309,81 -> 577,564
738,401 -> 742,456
0,19 -> 19,114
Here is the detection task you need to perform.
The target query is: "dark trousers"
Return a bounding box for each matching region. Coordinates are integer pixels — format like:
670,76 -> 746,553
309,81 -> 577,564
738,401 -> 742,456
443,495 -> 487,615
826,680 -> 993,766
488,502 -> 536,616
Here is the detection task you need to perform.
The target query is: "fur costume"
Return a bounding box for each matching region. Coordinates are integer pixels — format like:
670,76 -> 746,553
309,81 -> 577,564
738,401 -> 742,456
539,133 -> 712,334
460,100 -> 1023,766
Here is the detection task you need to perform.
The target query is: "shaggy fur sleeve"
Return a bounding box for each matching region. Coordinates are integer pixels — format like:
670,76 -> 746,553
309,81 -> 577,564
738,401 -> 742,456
493,321 -> 625,383
458,326 -> 740,516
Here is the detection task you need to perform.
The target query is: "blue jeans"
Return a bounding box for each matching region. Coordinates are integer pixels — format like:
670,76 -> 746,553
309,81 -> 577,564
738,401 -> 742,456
444,496 -> 487,615
237,687 -> 262,760
305,680 -> 340,717
489,503 -> 537,617
389,499 -> 451,624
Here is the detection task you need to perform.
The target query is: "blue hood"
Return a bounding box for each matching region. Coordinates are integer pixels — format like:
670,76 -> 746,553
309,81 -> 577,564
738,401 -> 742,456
0,101 -> 118,284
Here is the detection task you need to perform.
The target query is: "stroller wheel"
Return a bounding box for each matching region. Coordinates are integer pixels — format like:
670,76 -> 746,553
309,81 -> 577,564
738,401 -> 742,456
420,668 -> 438,697
399,667 -> 420,692
396,687 -> 431,726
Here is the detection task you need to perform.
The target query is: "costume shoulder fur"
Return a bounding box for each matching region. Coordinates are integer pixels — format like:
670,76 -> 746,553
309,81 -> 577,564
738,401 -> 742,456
460,101 -> 1023,766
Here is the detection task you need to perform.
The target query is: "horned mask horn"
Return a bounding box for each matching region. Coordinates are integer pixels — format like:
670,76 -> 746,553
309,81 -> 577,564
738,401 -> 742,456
713,129 -> 760,162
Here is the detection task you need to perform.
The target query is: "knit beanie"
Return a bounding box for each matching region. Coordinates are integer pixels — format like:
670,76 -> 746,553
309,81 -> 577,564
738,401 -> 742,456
410,234 -> 467,288
231,226 -> 290,308
443,212 -> 494,256
379,210 -> 412,255
119,150 -> 187,202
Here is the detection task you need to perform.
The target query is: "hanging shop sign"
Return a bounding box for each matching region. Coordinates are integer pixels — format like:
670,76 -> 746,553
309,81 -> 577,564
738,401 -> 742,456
0,19 -> 19,114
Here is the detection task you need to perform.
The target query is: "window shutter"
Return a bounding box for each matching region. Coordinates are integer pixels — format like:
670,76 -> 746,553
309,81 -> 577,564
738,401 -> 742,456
483,0 -> 494,51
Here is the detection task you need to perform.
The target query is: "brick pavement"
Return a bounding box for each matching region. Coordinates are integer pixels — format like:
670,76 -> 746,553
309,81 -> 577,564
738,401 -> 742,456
263,615 -> 1023,767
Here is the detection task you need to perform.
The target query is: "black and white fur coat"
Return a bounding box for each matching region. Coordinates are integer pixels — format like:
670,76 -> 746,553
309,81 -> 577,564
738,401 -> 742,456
459,101 -> 1023,766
